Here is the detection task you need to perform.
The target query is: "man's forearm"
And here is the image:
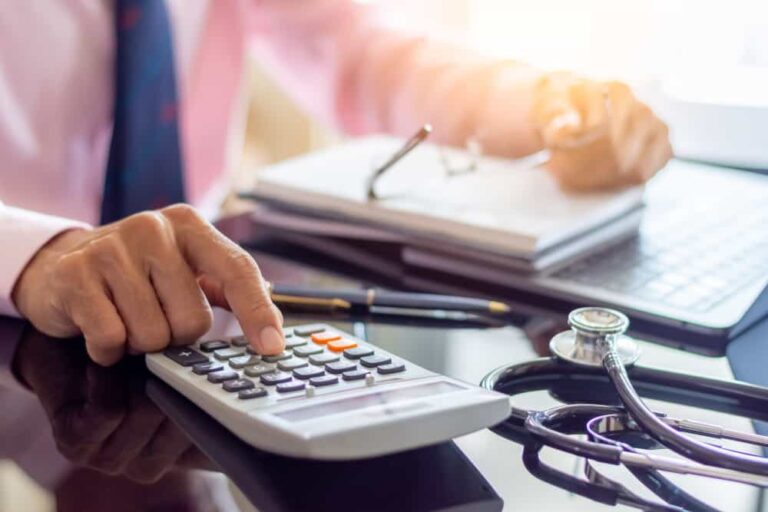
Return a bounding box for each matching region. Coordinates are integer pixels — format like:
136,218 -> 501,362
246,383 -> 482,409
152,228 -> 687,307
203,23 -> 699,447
250,0 -> 545,157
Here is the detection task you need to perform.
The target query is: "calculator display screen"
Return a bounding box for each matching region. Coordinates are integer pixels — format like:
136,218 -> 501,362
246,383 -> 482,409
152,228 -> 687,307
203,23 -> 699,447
275,381 -> 464,422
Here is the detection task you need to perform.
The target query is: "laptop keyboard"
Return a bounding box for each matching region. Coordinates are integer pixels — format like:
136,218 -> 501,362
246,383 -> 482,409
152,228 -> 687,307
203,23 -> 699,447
553,194 -> 768,313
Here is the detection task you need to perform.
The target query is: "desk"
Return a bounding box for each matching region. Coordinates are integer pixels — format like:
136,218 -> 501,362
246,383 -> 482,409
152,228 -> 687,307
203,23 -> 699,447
0,218 -> 764,512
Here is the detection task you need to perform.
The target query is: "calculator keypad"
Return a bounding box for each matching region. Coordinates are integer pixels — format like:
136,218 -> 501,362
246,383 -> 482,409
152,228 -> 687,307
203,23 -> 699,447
172,325 -> 409,405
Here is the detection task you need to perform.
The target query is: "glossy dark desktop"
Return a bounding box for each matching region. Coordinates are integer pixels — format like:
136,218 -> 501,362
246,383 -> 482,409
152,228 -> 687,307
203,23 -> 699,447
0,215 -> 764,511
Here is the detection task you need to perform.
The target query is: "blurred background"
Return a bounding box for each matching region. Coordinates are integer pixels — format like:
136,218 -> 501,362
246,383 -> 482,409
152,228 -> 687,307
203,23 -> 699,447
243,0 -> 768,169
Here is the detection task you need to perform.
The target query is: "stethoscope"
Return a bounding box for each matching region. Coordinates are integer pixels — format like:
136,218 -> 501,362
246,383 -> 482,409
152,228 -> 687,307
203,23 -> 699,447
481,307 -> 768,500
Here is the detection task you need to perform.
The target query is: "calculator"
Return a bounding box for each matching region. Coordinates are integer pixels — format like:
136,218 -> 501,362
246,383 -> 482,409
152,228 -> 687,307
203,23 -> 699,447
145,324 -> 511,460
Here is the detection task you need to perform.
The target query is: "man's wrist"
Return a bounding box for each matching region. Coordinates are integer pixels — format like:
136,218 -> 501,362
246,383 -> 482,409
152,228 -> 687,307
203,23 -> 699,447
11,228 -> 91,319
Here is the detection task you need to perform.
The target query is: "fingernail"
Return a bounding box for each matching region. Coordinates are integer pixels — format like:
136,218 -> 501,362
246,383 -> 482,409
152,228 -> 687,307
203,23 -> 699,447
258,326 -> 284,354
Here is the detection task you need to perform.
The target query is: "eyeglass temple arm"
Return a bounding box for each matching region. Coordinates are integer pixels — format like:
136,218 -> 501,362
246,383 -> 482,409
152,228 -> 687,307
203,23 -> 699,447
366,124 -> 432,200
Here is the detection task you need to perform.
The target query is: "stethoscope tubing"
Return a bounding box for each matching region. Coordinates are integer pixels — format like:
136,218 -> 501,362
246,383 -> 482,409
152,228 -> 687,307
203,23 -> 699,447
482,357 -> 768,479
602,348 -> 768,476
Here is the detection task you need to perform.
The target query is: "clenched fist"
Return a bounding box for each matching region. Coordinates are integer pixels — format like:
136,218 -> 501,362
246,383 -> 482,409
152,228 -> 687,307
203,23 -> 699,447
533,72 -> 673,191
12,204 -> 284,366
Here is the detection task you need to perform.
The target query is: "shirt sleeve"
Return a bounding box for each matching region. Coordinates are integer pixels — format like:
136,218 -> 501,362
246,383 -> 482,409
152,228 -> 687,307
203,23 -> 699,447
248,0 -> 544,158
0,203 -> 90,317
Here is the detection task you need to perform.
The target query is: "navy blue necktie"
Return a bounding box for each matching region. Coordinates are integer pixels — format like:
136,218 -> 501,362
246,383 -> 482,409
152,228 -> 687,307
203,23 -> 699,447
101,0 -> 186,224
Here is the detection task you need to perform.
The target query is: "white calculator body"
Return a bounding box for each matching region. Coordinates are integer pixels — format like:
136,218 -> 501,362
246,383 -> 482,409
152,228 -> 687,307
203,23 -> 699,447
146,324 -> 511,460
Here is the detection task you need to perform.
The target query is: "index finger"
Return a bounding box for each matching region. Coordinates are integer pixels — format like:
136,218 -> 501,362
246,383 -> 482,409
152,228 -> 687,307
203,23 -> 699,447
161,205 -> 285,355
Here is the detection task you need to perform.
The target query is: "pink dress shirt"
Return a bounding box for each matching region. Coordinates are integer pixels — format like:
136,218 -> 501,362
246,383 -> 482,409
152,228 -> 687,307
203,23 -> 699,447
0,0 -> 543,317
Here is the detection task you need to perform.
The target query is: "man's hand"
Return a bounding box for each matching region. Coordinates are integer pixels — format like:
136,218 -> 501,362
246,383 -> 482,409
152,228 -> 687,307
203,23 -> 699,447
533,72 -> 673,191
12,204 -> 284,365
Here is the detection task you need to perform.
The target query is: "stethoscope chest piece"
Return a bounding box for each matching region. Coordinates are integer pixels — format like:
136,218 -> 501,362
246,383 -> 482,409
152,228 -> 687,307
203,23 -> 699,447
549,307 -> 641,367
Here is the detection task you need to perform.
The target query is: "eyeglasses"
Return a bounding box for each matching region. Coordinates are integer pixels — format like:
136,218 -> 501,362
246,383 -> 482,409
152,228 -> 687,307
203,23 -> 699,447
365,124 -> 482,201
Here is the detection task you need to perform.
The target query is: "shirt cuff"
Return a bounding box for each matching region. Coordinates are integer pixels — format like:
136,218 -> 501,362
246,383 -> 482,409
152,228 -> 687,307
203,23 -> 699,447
0,206 -> 91,317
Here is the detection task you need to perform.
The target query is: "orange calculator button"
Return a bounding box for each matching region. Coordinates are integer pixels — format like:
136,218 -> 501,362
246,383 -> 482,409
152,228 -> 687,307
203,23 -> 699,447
311,332 -> 342,345
327,339 -> 358,352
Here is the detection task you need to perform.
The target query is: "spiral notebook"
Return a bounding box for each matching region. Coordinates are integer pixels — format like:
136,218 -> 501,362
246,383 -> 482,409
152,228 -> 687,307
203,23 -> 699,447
248,136 -> 645,271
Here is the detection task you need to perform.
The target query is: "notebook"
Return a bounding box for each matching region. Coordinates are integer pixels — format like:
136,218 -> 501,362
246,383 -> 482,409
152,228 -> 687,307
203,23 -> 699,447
250,136 -> 645,269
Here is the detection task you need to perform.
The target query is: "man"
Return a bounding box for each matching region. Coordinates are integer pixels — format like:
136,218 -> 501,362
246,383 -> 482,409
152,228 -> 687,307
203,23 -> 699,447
0,0 -> 672,365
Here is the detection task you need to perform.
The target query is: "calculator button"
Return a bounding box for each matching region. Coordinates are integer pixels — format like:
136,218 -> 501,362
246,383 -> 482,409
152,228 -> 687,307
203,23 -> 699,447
199,340 -> 230,352
207,371 -> 239,383
294,325 -> 326,337
293,345 -> 324,358
311,332 -> 341,345
377,362 -> 406,375
360,355 -> 392,368
244,364 -> 276,377
293,366 -> 325,380
192,362 -> 223,375
285,337 -> 308,349
228,355 -> 261,369
277,381 -> 306,393
342,369 -> 370,381
309,375 -> 339,387
214,348 -> 247,361
327,339 -> 358,352
261,372 -> 293,385
164,347 -> 209,367
278,358 -> 309,371
326,361 -> 357,374
229,336 -> 250,347
344,347 -> 374,360
239,387 -> 268,400
223,378 -> 256,392
262,351 -> 292,363
309,353 -> 340,366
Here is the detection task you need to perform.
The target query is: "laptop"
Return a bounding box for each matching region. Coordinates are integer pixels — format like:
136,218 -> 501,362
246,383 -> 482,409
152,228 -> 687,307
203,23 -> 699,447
403,160 -> 768,354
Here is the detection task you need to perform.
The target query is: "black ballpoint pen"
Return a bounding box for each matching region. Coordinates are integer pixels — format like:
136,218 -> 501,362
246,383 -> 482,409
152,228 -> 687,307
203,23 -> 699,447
266,282 -> 511,315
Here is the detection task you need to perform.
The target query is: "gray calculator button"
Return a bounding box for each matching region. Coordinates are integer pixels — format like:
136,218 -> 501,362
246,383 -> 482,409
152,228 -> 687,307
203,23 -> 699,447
343,347 -> 374,360
285,337 -> 308,349
278,358 -> 309,371
360,355 -> 392,368
377,362 -> 406,375
277,380 -> 306,393
342,369 -> 370,381
293,366 -> 325,380
261,372 -> 292,385
164,347 -> 208,367
294,325 -> 326,337
214,347 -> 247,361
239,387 -> 268,400
293,345 -> 324,357
309,375 -> 339,387
309,353 -> 340,366
228,355 -> 261,369
326,361 -> 357,374
207,371 -> 238,383
192,362 -> 223,375
229,336 -> 250,347
223,378 -> 255,392
262,351 -> 292,363
244,364 -> 275,377
199,340 -> 230,352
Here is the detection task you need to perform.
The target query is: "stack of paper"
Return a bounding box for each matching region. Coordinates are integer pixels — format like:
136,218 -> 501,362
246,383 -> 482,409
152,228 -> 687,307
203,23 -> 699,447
248,136 -> 645,273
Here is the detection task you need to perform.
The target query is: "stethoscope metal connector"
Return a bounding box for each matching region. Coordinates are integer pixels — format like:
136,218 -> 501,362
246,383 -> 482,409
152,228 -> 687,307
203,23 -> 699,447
549,307 -> 641,368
